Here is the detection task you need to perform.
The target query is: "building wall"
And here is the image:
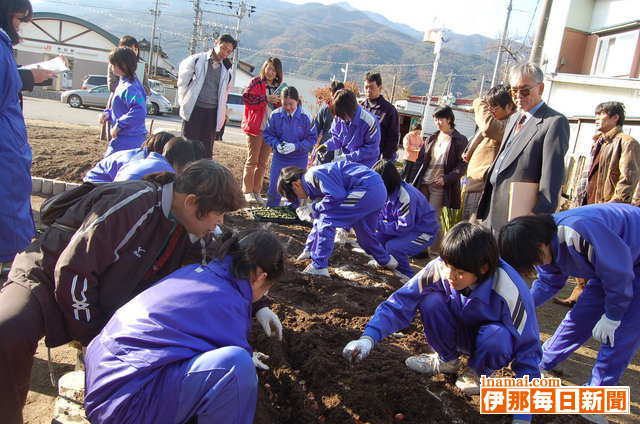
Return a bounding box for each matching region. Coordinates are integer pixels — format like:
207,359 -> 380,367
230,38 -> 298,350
541,0 -> 572,73
567,0 -> 596,31
545,80 -> 640,119
557,28 -> 589,73
590,0 -> 640,30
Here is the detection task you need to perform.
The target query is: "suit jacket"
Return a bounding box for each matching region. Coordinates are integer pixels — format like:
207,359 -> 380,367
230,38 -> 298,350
476,102 -> 569,231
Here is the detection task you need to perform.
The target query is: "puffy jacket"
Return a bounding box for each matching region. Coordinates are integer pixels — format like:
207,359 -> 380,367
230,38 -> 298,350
7,181 -> 210,347
104,77 -> 147,139
324,106 -> 380,167
83,148 -> 149,183
302,161 -> 384,216
177,50 -> 232,130
85,256 -> 253,424
241,76 -> 268,136
114,152 -> 175,181
531,203 -> 640,321
263,105 -> 316,159
0,29 -> 34,261
363,258 -> 541,381
378,182 -> 439,238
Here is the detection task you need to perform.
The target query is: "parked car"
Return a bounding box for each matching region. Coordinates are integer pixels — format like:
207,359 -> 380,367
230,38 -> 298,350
227,92 -> 244,122
81,75 -> 108,90
60,85 -> 172,115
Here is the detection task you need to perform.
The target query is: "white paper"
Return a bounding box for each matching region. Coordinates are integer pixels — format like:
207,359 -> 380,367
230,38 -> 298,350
21,56 -> 69,73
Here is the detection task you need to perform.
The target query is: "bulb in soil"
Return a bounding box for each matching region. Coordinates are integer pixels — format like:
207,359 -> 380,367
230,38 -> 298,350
394,413 -> 405,421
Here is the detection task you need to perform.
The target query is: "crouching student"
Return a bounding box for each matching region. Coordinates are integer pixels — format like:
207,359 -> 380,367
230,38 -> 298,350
277,162 -> 397,277
499,203 -> 640,388
343,223 -> 540,423
83,131 -> 174,183
84,230 -> 284,424
263,86 -> 316,207
114,137 -> 205,181
372,160 -> 439,280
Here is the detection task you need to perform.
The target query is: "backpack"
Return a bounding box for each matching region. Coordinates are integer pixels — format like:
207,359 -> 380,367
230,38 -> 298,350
40,182 -> 98,227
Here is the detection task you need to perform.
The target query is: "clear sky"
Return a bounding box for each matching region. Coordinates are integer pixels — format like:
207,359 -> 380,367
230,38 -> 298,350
284,0 -> 542,39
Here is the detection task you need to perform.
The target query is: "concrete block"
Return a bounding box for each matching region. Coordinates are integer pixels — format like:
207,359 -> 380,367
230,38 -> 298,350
31,177 -> 42,194
66,182 -> 81,192
41,178 -> 53,195
53,180 -> 66,195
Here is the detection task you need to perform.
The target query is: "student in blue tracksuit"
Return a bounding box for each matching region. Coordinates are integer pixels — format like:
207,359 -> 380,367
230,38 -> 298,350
277,162 -> 396,277
84,230 -> 285,424
114,137 -> 203,181
321,89 -> 380,168
343,222 -> 541,423
83,131 -> 174,183
499,203 -> 640,387
263,86 -> 316,207
100,47 -> 148,157
372,160 -> 439,279
0,3 -> 35,268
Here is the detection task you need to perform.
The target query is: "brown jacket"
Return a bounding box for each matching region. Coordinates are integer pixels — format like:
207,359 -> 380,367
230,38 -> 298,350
464,98 -> 511,192
591,126 -> 640,203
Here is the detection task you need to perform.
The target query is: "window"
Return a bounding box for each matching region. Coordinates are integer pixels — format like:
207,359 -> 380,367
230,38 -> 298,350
592,30 -> 639,77
227,94 -> 243,105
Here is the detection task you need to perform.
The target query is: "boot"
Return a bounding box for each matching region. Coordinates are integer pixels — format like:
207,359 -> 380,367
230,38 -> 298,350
553,278 -> 586,307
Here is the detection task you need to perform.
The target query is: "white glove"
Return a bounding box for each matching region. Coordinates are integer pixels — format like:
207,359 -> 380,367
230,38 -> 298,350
256,307 -> 283,341
342,336 -> 374,363
276,142 -> 296,155
252,351 -> 270,370
592,314 -> 621,347
296,205 -> 314,223
385,255 -> 399,270
333,149 -> 347,162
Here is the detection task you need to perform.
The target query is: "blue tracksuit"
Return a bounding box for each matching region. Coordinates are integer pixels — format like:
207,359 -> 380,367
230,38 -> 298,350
83,147 -> 148,183
84,257 -> 257,424
529,203 -> 640,386
104,77 -> 147,157
0,29 -> 34,262
302,162 -> 388,268
114,152 -> 175,181
324,105 -> 380,168
263,105 -> 316,207
376,182 -> 439,277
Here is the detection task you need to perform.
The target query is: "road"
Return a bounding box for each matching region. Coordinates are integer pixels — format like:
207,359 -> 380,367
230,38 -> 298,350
22,96 -> 246,146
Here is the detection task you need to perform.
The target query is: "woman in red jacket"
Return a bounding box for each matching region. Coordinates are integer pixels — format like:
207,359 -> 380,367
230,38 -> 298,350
241,57 -> 283,205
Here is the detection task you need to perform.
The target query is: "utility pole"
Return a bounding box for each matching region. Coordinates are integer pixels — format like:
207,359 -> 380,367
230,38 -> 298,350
342,62 -> 349,83
230,0 -> 247,88
478,72 -> 486,97
421,29 -> 444,136
154,32 -> 161,76
530,0 -> 554,65
491,0 -> 512,87
147,0 -> 161,81
189,0 -> 202,55
390,70 -> 398,103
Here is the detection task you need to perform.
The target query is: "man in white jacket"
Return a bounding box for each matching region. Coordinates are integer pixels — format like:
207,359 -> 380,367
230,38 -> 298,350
178,34 -> 236,158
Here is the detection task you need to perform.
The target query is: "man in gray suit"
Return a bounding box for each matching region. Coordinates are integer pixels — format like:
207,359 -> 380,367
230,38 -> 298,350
477,62 -> 569,232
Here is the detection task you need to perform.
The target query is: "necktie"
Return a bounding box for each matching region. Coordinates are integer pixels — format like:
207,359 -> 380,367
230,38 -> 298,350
514,114 -> 526,135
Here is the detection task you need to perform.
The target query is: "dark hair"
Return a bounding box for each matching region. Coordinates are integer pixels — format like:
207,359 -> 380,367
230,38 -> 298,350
217,33 -> 237,49
142,131 -> 175,153
174,159 -> 245,217
595,101 -> 625,127
162,137 -> 198,170
118,35 -> 140,59
281,86 -> 299,102
216,230 -> 285,282
433,105 -> 455,128
259,57 -> 283,84
440,222 -> 499,283
498,214 -> 557,274
277,166 -> 306,203
410,122 -> 422,131
330,80 -> 345,94
364,71 -> 382,86
373,159 -> 401,196
109,47 -> 138,81
1,0 -> 32,45
484,84 -> 515,110
332,89 -> 358,121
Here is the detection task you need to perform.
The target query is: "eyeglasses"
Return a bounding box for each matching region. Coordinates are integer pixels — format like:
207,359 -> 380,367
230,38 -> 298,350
510,86 -> 535,97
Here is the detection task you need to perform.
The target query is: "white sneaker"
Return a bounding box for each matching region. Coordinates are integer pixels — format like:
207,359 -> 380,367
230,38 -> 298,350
252,193 -> 266,206
334,228 -> 349,245
405,353 -> 460,375
244,193 -> 255,203
367,258 -> 381,268
393,270 -> 411,283
297,250 -> 311,260
455,369 -> 480,395
302,264 -> 330,277
385,255 -> 399,270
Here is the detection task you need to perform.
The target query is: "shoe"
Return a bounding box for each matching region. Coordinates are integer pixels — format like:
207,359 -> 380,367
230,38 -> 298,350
405,353 -> 460,375
393,270 -> 411,283
455,369 -> 480,395
302,264 -> 330,277
552,278 -> 586,308
385,255 -> 399,270
334,228 -> 349,245
253,193 -> 266,206
297,250 -> 311,260
244,193 -> 255,204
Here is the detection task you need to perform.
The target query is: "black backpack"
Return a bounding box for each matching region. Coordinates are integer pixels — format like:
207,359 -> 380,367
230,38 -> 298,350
40,182 -> 98,227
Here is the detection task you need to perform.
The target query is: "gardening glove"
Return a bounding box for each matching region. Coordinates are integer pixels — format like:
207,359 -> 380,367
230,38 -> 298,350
256,307 -> 283,341
277,142 -> 296,155
333,148 -> 346,162
592,314 -> 620,347
296,205 -> 314,223
342,336 -> 374,363
252,351 -> 270,370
